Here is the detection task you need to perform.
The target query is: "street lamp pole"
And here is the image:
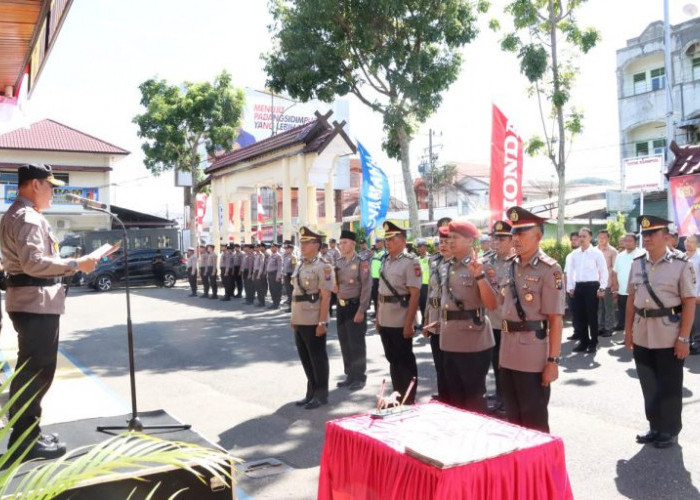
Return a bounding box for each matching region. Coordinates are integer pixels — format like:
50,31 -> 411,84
663,0 -> 675,221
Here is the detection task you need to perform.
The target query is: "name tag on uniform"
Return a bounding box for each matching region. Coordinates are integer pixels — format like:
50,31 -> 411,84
525,276 -> 540,282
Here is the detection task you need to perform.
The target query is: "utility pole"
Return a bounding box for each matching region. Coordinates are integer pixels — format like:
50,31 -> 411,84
428,129 -> 435,222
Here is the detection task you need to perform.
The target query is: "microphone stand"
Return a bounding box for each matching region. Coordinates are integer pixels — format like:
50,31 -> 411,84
82,203 -> 190,433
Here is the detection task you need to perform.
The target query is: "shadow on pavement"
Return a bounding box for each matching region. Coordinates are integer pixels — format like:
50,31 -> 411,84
615,444 -> 700,499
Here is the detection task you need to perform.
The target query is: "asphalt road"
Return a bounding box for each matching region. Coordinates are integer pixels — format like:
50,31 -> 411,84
52,283 -> 700,499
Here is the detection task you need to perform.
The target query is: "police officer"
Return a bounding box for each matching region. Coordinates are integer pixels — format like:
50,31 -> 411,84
207,244 -> 219,299
328,238 -> 341,263
254,243 -> 269,307
484,220 -> 514,412
625,215 -> 696,448
0,163 -> 98,460
376,221 -> 421,404
232,243 -> 243,298
199,245 -> 209,298
242,244 -> 256,305
358,238 -> 371,260
334,230 -> 371,391
291,227 -> 333,409
220,243 -> 233,301
267,242 -> 283,309
499,207 -> 564,433
370,238 -> 386,317
281,241 -> 297,312
186,247 -> 198,297
424,217 -> 452,402
439,219 -> 497,412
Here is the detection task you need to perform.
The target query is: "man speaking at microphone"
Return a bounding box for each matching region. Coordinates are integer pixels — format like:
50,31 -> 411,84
0,164 -> 98,460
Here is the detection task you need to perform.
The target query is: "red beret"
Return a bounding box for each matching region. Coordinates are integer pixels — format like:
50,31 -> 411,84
448,219 -> 480,239
438,226 -> 450,237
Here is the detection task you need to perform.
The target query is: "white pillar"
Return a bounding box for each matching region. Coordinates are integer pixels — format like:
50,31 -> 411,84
283,157 -> 292,241
298,155 -> 308,227
243,197 -> 252,243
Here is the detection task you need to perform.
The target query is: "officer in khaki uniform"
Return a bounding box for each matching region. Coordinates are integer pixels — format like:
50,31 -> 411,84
205,244 -> 218,299
281,241 -> 297,312
376,221 -> 422,404
424,217 -> 452,402
334,230 -> 372,391
199,245 -> 209,298
498,207 -> 564,433
625,215 -> 696,448
186,247 -> 198,296
254,243 -> 269,307
266,242 -> 283,309
232,244 -> 243,298
220,243 -> 233,301
291,227 -> 334,409
483,220 -> 514,411
0,164 -> 99,460
439,219 -> 498,412
243,244 -> 256,304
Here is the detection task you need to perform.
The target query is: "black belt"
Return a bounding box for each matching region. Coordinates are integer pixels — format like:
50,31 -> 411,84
575,281 -> 599,286
635,305 -> 682,318
379,294 -> 408,304
293,294 -> 319,303
442,309 -> 481,321
6,274 -> 63,287
502,320 -> 548,333
337,297 -> 360,307
429,297 -> 441,308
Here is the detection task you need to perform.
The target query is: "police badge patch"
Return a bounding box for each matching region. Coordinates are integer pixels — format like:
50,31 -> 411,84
324,265 -> 332,281
414,263 -> 422,278
553,271 -> 563,290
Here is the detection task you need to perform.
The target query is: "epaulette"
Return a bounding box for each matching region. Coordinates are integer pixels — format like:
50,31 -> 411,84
429,253 -> 442,263
671,252 -> 688,262
506,254 -> 517,262
402,252 -> 416,260
538,254 -> 557,267
20,206 -> 42,225
634,253 -> 645,261
461,255 -> 472,266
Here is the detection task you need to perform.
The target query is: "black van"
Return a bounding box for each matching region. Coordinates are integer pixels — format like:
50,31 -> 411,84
86,248 -> 187,292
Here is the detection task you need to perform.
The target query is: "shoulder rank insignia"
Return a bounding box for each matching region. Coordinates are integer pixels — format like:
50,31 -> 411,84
538,254 -> 557,267
414,262 -> 422,277
553,271 -> 563,290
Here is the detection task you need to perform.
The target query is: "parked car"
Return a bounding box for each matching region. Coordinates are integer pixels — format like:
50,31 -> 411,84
86,248 -> 187,292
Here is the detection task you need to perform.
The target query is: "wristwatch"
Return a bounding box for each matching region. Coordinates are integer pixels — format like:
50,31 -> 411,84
475,273 -> 486,281
677,336 -> 691,344
546,356 -> 561,365
318,321 -> 328,327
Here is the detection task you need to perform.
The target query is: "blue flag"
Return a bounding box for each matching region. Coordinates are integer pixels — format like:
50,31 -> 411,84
358,141 -> 390,234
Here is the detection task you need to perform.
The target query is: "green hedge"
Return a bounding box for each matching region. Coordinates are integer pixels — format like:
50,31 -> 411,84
540,238 -> 571,269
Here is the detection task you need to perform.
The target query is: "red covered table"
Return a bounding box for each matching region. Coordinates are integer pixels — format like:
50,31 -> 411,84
318,402 -> 572,499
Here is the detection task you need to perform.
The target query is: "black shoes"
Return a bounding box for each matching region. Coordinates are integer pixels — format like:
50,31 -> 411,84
200,294 -> 209,299
336,378 -> 352,388
572,342 -> 588,352
567,334 -> 582,341
220,297 -> 231,301
187,293 -> 197,297
294,397 -> 312,407
304,398 -> 328,410
348,381 -> 365,391
635,430 -> 658,444
653,433 -> 678,449
586,343 -> 598,353
635,430 -> 678,448
599,330 -> 613,338
8,434 -> 67,462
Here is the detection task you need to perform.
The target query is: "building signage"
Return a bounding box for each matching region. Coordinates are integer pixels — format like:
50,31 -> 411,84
622,155 -> 664,191
3,185 -> 99,206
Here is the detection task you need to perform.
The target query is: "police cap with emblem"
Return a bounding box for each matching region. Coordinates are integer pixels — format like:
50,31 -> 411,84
637,215 -> 671,234
383,221 -> 406,239
437,217 -> 452,237
271,242 -> 280,248
18,163 -> 65,187
227,243 -> 235,249
299,226 -> 324,243
339,229 -> 356,241
492,220 -> 513,237
448,218 -> 480,239
507,206 -> 547,233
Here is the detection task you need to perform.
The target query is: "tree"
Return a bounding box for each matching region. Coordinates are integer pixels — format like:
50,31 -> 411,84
133,71 -> 245,246
263,0 -> 487,238
494,0 -> 599,239
606,212 -> 626,249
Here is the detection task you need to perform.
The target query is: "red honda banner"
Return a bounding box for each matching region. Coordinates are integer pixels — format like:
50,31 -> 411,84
489,104 -> 523,228
670,174 -> 700,236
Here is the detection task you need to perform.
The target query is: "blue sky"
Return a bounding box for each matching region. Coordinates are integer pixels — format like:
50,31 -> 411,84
18,0 -> 689,218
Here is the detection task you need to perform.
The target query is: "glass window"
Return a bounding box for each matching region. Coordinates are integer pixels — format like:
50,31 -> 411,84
0,171 -> 18,184
633,72 -> 647,94
635,142 -> 650,156
652,138 -> 666,156
650,67 -> 666,91
694,57 -> 700,80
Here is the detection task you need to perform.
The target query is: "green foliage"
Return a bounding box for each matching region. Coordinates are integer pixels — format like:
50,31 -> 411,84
0,363 -> 236,499
606,212 -> 627,249
525,136 -> 546,156
540,238 -> 571,269
264,0 -> 480,161
133,70 -> 245,184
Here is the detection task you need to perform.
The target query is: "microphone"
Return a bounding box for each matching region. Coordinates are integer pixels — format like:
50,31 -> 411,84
66,193 -> 107,210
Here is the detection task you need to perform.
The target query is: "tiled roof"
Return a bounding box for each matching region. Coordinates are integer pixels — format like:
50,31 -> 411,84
668,141 -> 700,177
206,111 -> 356,174
0,119 -> 129,155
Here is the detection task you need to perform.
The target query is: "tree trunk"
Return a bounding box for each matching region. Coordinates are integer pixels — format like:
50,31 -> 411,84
398,127 -> 422,238
189,184 -> 198,247
550,0 -> 566,240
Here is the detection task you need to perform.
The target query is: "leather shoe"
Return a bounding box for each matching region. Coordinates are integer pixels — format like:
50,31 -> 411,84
586,343 -> 598,353
653,433 -> 677,448
636,430 -> 659,444
24,437 -> 67,460
348,381 -> 365,391
572,342 -> 588,352
304,398 -> 328,410
599,330 -> 613,338
567,334 -> 582,340
294,397 -> 312,407
336,378 -> 352,388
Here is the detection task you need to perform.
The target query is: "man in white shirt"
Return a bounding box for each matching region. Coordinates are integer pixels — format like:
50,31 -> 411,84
684,234 -> 700,355
611,233 -> 643,335
566,228 -> 609,352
